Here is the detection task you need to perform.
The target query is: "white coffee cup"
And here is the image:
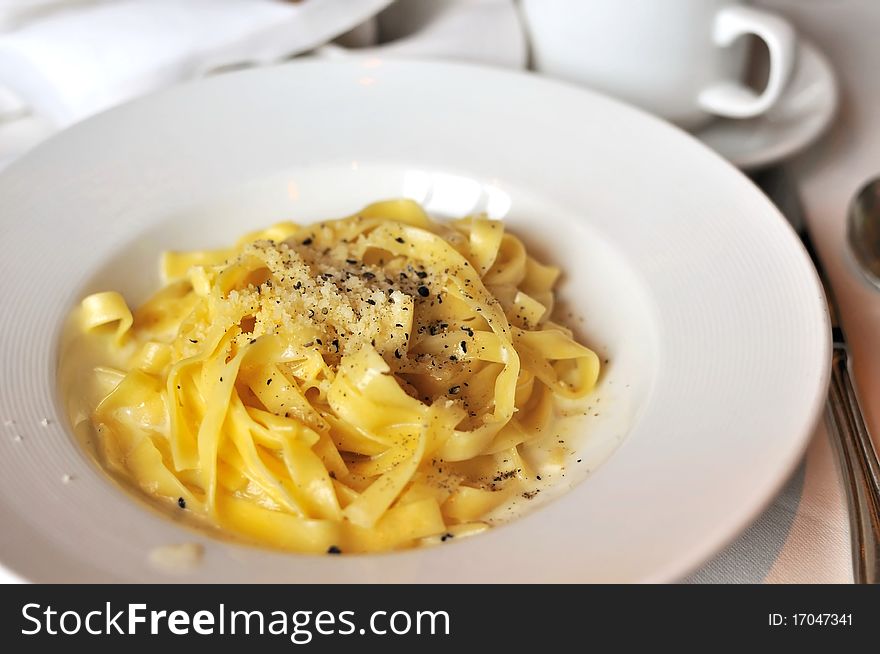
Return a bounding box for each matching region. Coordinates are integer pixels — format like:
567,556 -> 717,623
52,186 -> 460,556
520,0 -> 797,129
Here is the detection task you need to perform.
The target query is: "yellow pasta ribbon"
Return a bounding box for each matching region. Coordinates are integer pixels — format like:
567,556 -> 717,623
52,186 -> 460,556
70,199 -> 601,553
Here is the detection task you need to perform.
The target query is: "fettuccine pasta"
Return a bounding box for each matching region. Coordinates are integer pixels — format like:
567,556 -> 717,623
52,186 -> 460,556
64,200 -> 600,553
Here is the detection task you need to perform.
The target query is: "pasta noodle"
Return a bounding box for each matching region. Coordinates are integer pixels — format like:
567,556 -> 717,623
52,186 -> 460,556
65,200 -> 600,553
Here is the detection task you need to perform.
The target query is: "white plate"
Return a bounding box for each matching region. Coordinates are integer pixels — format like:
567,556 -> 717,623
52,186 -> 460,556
695,40 -> 838,170
0,59 -> 829,583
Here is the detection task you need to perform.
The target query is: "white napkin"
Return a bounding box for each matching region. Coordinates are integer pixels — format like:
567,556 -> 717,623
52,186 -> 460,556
0,0 -> 391,128
0,0 -> 524,168
0,0 -> 94,30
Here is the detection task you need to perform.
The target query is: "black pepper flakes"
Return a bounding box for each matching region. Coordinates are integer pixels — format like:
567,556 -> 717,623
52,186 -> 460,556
394,349 -> 402,359
417,286 -> 430,297
395,237 -> 405,244
440,533 -> 454,542
492,469 -> 519,482
416,270 -> 428,279
327,546 -> 342,555
448,385 -> 461,395
301,238 -> 313,246
460,340 -> 468,353
267,378 -> 273,386
177,497 -> 186,509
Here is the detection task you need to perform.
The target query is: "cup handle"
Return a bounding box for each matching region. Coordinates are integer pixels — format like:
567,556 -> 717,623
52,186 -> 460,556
697,6 -> 796,119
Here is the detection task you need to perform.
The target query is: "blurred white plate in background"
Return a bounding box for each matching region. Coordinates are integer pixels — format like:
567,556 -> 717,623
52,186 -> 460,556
0,60 -> 829,582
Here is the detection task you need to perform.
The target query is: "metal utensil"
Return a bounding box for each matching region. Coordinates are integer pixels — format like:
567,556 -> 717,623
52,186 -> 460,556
754,167 -> 880,584
847,177 -> 880,289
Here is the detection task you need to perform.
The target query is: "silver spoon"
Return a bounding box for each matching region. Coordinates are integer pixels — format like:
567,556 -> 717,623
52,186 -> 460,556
839,175 -> 880,583
848,177 -> 880,288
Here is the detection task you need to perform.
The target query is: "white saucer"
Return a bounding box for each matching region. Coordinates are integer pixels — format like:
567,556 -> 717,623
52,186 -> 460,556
695,40 -> 838,170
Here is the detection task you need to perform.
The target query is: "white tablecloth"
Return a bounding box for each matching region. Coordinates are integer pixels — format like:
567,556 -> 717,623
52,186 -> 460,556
689,0 -> 880,584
